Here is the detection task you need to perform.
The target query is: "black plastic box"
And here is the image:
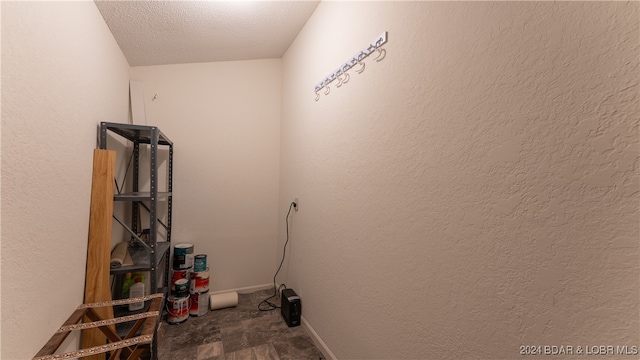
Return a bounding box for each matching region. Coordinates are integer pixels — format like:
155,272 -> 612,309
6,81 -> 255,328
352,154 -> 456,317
281,288 -> 301,327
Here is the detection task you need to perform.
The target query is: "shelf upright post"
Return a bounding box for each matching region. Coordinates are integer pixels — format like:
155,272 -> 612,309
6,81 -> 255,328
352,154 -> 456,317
165,144 -> 173,296
132,140 -> 140,242
99,123 -> 107,150
149,127 -> 159,293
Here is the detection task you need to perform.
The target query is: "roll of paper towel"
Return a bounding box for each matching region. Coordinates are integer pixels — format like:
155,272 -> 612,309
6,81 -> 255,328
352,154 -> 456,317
209,291 -> 238,310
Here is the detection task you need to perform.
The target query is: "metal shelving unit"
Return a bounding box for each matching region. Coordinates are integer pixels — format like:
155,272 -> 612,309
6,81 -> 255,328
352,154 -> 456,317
99,122 -> 173,295
100,122 -> 173,360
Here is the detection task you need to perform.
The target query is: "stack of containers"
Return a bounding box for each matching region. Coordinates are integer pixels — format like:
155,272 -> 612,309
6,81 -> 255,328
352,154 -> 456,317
189,254 -> 210,317
167,243 -> 194,325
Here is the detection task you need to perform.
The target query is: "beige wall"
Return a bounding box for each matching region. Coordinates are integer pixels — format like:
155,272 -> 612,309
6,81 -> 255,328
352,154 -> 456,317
2,2 -> 638,359
280,2 -> 639,359
129,60 -> 281,292
1,1 -> 130,358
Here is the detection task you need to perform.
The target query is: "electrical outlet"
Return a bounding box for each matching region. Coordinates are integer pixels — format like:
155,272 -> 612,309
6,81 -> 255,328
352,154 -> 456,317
294,197 -> 299,211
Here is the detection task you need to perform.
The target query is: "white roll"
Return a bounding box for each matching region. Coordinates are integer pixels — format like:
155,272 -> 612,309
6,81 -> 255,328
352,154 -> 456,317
110,241 -> 133,268
209,291 -> 238,310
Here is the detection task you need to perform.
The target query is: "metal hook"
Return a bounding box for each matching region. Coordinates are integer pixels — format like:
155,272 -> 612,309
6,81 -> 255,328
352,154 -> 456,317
324,85 -> 330,95
336,75 -> 344,88
355,61 -> 365,74
315,92 -> 320,101
342,72 -> 350,84
374,48 -> 386,62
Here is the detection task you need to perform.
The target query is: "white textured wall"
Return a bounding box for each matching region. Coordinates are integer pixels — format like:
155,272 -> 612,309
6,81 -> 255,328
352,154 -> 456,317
280,2 -> 639,359
1,1 -> 130,358
129,60 -> 281,292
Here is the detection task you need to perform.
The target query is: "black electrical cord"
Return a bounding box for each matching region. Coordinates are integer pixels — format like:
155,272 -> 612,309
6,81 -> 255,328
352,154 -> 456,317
258,201 -> 296,311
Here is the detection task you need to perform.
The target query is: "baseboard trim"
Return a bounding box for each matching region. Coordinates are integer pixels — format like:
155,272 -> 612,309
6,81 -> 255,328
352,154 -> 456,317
301,316 -> 337,360
206,283 -> 336,357
209,283 -> 273,295
273,284 -> 336,359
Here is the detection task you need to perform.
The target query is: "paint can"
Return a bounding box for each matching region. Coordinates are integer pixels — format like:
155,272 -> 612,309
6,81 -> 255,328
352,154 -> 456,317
166,295 -> 190,325
173,244 -> 194,270
190,269 -> 210,294
174,278 -> 190,297
189,290 -> 210,317
194,254 -> 207,272
171,269 -> 190,292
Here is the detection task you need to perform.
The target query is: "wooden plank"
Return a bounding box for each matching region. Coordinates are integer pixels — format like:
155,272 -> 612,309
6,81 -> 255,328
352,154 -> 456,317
84,308 -> 122,344
126,346 -> 146,360
82,149 -> 116,360
34,308 -> 87,357
119,320 -> 145,358
141,298 -> 162,336
33,335 -> 153,360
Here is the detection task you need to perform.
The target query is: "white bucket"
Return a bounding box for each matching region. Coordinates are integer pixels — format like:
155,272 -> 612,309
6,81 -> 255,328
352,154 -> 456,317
166,295 -> 190,324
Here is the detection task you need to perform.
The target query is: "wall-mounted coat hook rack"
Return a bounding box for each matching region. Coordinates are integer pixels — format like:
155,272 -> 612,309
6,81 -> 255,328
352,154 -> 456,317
314,31 -> 388,101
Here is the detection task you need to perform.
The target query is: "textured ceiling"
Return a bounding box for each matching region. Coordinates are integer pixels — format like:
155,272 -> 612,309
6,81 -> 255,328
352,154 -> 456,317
95,1 -> 320,66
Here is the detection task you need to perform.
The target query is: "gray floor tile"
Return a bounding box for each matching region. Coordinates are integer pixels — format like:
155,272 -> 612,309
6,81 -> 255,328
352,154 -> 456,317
221,323 -> 252,353
224,346 -> 256,360
158,289 -> 322,360
197,341 -> 224,360
224,343 -> 280,360
164,346 -> 197,360
253,343 -> 280,360
271,335 -> 323,360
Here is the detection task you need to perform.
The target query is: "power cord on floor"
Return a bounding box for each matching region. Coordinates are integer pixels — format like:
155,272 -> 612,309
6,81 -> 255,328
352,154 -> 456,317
258,201 -> 297,311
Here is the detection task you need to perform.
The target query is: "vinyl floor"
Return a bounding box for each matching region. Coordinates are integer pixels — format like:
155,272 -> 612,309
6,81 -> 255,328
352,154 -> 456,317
157,288 -> 325,360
